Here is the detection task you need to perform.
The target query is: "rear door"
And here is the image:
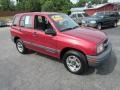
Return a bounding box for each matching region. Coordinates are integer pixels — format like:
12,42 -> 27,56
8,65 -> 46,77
18,14 -> 35,48
11,15 -> 20,37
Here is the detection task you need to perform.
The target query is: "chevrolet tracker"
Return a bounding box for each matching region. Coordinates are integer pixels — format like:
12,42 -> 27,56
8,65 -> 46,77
10,12 -> 112,74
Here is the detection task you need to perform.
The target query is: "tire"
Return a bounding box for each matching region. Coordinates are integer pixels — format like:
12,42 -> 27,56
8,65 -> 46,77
16,39 -> 28,54
63,50 -> 88,75
97,23 -> 102,30
113,22 -> 117,27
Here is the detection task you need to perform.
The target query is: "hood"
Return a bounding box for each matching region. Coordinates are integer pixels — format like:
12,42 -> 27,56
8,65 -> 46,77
62,27 -> 107,44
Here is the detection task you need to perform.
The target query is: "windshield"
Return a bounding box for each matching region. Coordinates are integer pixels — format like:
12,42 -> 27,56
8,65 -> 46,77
49,14 -> 79,32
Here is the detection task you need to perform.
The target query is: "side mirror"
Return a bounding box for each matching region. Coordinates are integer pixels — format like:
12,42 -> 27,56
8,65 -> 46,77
45,29 -> 56,36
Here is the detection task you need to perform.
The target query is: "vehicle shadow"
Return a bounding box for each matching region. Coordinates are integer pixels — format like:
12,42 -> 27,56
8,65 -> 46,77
27,50 -> 117,75
84,51 -> 117,75
101,26 -> 118,30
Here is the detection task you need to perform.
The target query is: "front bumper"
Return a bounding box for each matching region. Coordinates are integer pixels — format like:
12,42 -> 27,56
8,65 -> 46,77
82,22 -> 97,27
87,43 -> 112,67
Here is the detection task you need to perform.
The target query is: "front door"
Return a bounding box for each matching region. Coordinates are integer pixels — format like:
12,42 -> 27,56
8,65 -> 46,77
31,15 -> 58,57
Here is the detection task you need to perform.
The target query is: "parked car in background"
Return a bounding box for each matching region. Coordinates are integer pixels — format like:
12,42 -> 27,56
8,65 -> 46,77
97,11 -> 120,20
70,12 -> 88,24
6,20 -> 12,26
82,11 -> 119,30
0,20 -> 6,27
10,12 -> 112,75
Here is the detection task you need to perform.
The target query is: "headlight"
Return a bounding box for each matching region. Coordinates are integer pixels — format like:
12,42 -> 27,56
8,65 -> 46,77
90,21 -> 96,24
97,44 -> 104,54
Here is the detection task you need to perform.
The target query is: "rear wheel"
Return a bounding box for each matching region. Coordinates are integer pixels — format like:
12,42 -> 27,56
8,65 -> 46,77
16,39 -> 28,54
63,50 -> 88,75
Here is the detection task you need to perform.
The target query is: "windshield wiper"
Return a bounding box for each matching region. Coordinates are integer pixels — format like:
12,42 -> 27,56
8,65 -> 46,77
61,28 -> 73,32
72,26 -> 79,29
61,26 -> 79,32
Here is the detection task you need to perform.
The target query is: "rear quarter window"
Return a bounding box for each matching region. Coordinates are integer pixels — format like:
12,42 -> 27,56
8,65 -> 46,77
13,15 -> 20,26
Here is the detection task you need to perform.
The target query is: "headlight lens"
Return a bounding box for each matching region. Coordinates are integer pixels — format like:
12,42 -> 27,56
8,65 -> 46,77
97,44 -> 104,54
90,21 -> 96,24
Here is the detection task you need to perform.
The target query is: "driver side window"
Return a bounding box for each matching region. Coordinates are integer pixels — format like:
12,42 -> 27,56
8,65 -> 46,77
34,15 -> 53,31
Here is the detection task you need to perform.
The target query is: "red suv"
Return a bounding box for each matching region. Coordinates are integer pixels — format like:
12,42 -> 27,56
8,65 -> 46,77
10,12 -> 112,74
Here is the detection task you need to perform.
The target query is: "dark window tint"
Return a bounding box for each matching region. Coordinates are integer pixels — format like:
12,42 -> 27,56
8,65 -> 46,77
13,16 -> 19,26
83,13 -> 88,17
34,15 -> 53,31
78,14 -> 82,17
20,15 -> 33,28
71,14 -> 76,18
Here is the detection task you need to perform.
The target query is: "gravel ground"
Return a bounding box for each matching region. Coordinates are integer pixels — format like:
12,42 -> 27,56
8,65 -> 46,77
0,27 -> 120,90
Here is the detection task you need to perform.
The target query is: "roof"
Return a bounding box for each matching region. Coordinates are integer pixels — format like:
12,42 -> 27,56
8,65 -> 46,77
15,12 -> 62,16
70,7 -> 86,12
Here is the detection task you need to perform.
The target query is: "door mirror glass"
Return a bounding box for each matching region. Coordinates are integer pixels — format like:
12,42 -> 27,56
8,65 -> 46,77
45,29 -> 56,36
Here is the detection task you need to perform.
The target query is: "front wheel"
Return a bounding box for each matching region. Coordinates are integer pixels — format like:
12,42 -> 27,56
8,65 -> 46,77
63,50 -> 88,75
113,22 -> 117,27
97,23 -> 102,30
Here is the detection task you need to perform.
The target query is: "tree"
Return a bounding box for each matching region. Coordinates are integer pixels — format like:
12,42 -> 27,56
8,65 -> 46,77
16,0 -> 41,11
0,0 -> 73,13
42,0 -> 54,12
0,0 -> 15,11
41,0 -> 72,13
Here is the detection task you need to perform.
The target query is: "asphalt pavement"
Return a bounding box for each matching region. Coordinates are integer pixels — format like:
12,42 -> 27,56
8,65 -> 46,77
0,27 -> 120,90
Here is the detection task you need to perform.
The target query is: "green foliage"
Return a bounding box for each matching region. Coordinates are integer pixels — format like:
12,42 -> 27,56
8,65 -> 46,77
91,0 -> 108,4
0,0 -> 108,12
41,0 -> 72,13
16,0 -> 41,11
75,0 -> 86,7
0,0 -> 15,11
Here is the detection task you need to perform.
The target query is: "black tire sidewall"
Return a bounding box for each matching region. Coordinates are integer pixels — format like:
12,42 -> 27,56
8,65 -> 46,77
63,50 -> 88,74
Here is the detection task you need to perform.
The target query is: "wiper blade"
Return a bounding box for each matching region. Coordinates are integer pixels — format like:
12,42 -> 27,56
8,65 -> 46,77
61,28 -> 73,32
72,26 -> 79,29
61,26 -> 79,32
